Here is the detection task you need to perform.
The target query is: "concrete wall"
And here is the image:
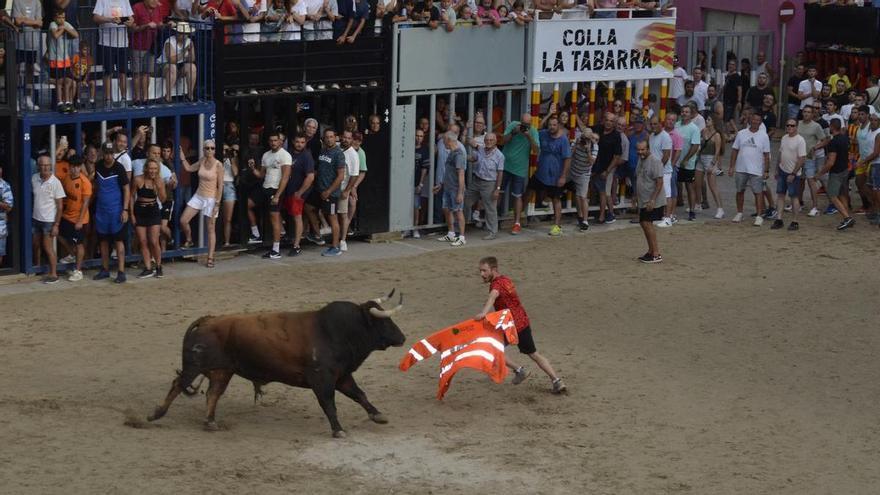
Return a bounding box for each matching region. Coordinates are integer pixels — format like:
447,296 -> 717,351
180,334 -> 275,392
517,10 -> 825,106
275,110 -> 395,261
674,0 -> 805,60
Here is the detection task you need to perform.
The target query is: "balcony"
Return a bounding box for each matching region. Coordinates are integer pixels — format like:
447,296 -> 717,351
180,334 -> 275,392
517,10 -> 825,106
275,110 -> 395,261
2,21 -> 214,116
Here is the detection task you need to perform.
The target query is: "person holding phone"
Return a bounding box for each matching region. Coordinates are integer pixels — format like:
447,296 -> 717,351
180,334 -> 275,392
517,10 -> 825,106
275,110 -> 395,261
92,0 -> 134,107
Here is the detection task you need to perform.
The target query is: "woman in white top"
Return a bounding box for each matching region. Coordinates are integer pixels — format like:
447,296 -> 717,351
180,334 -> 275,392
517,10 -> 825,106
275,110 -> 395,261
160,21 -> 197,102
239,0 -> 266,43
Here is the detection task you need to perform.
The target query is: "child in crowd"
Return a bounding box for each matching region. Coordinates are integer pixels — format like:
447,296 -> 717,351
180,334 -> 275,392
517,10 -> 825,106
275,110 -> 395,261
72,41 -> 96,107
47,9 -> 78,114
510,0 -> 532,24
478,0 -> 502,27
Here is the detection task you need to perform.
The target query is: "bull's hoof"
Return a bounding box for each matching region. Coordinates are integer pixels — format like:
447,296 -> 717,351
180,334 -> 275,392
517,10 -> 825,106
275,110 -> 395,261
332,430 -> 347,439
147,407 -> 165,422
203,420 -> 220,432
369,413 -> 388,424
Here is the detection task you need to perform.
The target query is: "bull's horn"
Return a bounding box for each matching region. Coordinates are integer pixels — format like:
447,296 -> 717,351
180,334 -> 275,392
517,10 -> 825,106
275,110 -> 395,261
369,292 -> 404,319
373,288 -> 396,305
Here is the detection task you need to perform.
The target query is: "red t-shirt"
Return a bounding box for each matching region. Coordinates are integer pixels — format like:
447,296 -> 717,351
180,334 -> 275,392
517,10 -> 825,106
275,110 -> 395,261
490,275 -> 530,332
206,0 -> 237,18
132,2 -> 165,50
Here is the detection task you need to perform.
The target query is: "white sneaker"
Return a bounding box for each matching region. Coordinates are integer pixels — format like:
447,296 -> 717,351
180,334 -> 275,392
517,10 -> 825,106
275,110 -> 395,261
471,210 -> 481,222
60,254 -> 76,264
438,233 -> 456,242
732,212 -> 743,223
319,226 -> 331,235
671,215 -> 678,224
655,217 -> 672,228
694,204 -> 703,211
714,208 -> 725,219
753,216 -> 764,227
340,240 -> 348,252
807,207 -> 820,217
68,269 -> 83,282
451,236 -> 466,247
412,230 -> 421,239
304,84 -> 315,92
784,204 -> 793,212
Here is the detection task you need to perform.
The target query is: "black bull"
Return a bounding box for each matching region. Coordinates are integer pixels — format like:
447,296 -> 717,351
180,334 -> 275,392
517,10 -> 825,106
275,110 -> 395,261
147,291 -> 406,438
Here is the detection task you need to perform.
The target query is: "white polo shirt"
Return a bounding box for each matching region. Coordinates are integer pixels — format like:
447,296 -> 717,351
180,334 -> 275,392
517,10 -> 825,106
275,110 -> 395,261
341,146 -> 360,189
32,174 -> 66,222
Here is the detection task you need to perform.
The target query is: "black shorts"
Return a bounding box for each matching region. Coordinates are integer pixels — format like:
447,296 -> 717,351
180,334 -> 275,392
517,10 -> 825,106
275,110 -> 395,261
97,227 -> 127,243
528,176 -> 565,199
16,49 -> 38,65
135,202 -> 161,227
307,190 -> 337,216
161,200 -> 174,221
677,167 -> 696,183
97,45 -> 127,75
263,187 -> 281,213
639,207 -> 664,223
49,66 -> 72,80
512,326 -> 537,355
59,218 -> 87,245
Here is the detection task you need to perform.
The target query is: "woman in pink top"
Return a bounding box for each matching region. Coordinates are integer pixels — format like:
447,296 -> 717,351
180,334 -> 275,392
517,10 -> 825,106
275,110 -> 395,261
477,0 -> 502,27
179,139 -> 224,267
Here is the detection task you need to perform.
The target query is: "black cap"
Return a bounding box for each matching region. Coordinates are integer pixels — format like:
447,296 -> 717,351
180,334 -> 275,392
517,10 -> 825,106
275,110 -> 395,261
102,141 -> 114,153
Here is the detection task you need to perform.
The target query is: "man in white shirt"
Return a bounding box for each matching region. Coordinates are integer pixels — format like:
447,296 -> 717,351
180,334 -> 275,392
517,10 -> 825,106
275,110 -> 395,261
32,155 -> 66,283
692,67 -> 709,111
728,112 -> 771,226
338,129 -> 360,252
797,65 -> 822,111
841,93 -> 877,122
112,131 -> 132,182
669,56 -> 687,107
250,132 -> 292,259
93,0 -> 135,106
772,119 -> 806,231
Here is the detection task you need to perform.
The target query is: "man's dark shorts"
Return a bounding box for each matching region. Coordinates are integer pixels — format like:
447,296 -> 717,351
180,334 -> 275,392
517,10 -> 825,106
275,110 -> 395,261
262,187 -> 280,213
97,45 -> 127,75
161,200 -> 174,221
97,227 -> 127,243
528,176 -> 565,199
504,326 -> 537,354
60,219 -> 86,245
307,190 -> 337,216
677,167 -> 696,183
639,207 -> 664,223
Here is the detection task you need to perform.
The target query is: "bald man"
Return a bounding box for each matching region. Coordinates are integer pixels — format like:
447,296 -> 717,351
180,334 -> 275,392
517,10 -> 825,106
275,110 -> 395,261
466,132 -> 505,239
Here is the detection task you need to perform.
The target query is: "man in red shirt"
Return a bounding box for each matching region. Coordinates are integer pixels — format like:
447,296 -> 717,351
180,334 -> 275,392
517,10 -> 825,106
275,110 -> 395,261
131,0 -> 164,106
476,256 -> 567,394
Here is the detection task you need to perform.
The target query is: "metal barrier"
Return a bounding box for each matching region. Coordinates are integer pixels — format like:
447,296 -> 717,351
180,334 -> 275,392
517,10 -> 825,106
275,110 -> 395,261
10,20 -> 213,113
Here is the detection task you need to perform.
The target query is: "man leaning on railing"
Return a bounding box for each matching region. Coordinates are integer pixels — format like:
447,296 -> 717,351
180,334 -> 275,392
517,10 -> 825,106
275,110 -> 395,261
93,0 -> 134,108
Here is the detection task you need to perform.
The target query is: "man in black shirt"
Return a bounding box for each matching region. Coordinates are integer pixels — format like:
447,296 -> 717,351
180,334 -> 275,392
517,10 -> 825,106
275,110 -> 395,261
818,118 -> 854,230
758,94 -> 778,135
591,112 -> 623,224
786,63 -> 804,120
722,60 -> 743,135
745,72 -> 774,112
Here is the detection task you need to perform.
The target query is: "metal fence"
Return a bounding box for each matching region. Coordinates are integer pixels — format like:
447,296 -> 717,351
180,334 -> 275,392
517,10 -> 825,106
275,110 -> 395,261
10,20 -> 213,114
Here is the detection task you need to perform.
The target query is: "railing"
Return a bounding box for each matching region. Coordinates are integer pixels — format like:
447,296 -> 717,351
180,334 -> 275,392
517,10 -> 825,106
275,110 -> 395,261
9,20 -> 213,114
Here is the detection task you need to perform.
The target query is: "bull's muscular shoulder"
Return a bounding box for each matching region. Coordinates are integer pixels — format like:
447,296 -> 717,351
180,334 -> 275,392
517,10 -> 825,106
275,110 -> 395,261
199,311 -> 320,340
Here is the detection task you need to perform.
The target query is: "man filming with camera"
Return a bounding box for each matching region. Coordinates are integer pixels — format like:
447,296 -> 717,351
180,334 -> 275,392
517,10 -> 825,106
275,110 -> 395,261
501,113 -> 540,235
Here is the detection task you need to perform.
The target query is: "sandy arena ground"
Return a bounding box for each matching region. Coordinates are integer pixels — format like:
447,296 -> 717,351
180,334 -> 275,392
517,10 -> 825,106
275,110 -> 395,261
1,212 -> 879,494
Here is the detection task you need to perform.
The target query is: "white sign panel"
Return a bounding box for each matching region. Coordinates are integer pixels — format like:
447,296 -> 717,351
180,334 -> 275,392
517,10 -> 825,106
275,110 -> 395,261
532,17 -> 676,83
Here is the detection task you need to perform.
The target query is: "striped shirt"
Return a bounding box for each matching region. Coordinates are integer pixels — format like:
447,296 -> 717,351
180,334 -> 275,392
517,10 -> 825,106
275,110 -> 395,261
569,142 -> 597,178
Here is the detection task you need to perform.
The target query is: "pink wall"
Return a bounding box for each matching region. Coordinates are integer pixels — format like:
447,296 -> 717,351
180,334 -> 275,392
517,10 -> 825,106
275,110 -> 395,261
673,0 -> 806,62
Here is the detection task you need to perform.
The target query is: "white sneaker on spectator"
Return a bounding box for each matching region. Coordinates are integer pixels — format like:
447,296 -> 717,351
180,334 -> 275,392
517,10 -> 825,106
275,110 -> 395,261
412,230 -> 421,239
655,217 -> 672,228
340,240 -> 348,252
368,81 -> 378,87
753,216 -> 764,227
68,270 -> 83,282
714,208 -> 725,219
248,88 -> 258,95
451,236 -> 466,247
304,84 -> 315,92
732,212 -> 743,223
784,204 -> 793,212
317,84 -> 326,90
110,248 -> 117,259
808,207 -> 819,217
319,226 -> 331,235
60,254 -> 76,264
331,83 -> 340,89
694,204 -> 703,211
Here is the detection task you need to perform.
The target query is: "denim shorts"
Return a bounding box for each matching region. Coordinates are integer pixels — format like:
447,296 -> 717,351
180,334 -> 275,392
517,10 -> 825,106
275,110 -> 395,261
0,236 -> 6,257
871,163 -> 880,191
32,218 -> 55,235
776,171 -> 802,198
803,158 -> 818,179
441,187 -> 463,211
222,182 -> 237,202
502,171 -> 526,198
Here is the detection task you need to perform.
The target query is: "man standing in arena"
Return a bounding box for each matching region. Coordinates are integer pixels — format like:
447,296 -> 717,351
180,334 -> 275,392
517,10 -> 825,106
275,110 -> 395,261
475,256 -> 566,394
818,118 -> 855,231
284,134 -> 316,257
251,132 -> 292,259
93,142 -> 130,283
728,113 -> 771,226
307,128 -> 345,256
635,141 -> 664,263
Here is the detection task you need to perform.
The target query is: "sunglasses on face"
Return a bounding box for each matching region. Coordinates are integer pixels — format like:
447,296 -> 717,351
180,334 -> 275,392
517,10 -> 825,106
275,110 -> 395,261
785,124 -> 796,127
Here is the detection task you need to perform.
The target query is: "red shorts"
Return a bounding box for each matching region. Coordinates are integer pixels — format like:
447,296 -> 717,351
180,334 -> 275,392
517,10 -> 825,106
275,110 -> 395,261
284,196 -> 305,216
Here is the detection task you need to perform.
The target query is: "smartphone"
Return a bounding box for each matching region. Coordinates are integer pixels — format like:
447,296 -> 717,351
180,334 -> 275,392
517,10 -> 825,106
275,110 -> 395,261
59,136 -> 68,149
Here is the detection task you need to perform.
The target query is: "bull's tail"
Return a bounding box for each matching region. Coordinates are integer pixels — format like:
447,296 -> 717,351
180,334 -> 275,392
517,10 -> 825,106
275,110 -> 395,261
178,316 -> 213,397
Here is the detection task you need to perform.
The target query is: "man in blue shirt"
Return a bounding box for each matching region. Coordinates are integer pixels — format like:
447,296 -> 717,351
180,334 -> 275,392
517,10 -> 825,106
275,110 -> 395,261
306,128 -> 345,256
528,116 -> 571,236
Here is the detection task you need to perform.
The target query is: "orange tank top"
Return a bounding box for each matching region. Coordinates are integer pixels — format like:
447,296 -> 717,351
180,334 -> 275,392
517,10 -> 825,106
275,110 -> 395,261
196,160 -> 220,198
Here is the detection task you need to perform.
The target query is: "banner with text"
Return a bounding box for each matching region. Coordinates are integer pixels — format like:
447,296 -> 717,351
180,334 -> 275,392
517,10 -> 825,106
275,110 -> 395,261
532,17 -> 675,83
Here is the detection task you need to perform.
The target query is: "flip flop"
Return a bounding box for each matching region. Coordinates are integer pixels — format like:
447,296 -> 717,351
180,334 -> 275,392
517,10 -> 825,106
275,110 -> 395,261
206,257 -> 215,268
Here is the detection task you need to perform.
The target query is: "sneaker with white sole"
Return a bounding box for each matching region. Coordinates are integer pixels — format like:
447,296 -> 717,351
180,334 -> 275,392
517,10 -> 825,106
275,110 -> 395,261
340,240 -> 348,252
451,236 -> 466,247
753,216 -> 764,226
655,217 -> 672,228
551,378 -> 567,394
807,207 -> 820,217
732,212 -> 743,223
512,367 -> 530,385
412,230 -> 421,239
68,270 -> 83,282
60,254 -> 76,264
714,208 -> 725,219
437,233 -> 456,242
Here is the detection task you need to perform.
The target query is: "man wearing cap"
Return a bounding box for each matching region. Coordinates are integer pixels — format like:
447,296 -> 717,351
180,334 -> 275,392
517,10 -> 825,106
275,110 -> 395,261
93,142 -> 130,283
59,156 -> 92,281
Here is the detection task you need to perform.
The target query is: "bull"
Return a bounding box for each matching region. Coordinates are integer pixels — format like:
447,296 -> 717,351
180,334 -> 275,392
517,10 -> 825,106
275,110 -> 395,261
147,290 -> 405,438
